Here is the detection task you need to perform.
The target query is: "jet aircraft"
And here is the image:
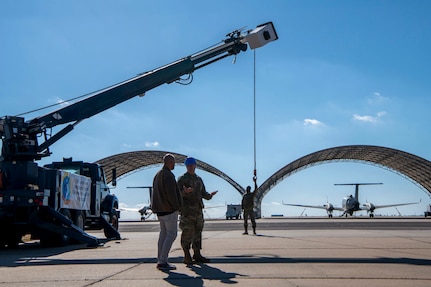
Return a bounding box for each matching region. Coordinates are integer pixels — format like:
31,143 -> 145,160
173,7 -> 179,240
283,183 -> 420,218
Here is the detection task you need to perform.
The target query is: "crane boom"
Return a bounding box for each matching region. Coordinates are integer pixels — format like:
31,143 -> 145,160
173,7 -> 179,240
0,22 -> 277,162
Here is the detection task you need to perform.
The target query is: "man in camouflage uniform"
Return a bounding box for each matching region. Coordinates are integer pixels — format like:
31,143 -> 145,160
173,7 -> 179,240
178,157 -> 218,265
242,181 -> 257,235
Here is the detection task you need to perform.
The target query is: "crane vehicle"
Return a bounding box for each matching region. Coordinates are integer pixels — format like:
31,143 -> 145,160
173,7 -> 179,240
0,22 -> 278,247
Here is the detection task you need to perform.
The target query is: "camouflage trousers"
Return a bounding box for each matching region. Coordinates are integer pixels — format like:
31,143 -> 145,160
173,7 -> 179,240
179,212 -> 204,251
243,208 -> 256,229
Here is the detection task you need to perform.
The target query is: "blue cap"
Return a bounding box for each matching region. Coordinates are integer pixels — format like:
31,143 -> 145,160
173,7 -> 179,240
184,157 -> 197,166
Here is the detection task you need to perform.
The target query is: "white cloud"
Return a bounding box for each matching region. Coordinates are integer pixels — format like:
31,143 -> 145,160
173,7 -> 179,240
304,118 -> 324,126
353,111 -> 387,123
353,91 -> 389,123
47,97 -> 70,108
145,141 -> 159,147
368,92 -> 389,105
353,114 -> 376,122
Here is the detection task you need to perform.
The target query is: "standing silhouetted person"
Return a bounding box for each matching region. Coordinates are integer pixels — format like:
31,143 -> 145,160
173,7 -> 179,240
242,182 -> 257,235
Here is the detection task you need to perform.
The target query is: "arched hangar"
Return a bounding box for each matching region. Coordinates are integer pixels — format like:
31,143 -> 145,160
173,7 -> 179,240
255,145 -> 431,217
95,145 -> 431,218
95,150 -> 245,194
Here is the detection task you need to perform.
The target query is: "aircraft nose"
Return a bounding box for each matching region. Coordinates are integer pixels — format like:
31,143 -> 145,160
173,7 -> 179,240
346,200 -> 355,209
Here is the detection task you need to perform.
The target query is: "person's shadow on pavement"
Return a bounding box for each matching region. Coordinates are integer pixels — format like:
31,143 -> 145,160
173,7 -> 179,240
189,263 -> 246,284
161,270 -> 204,287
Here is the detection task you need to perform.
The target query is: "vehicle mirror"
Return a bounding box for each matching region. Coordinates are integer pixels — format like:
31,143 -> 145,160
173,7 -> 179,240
111,168 -> 117,187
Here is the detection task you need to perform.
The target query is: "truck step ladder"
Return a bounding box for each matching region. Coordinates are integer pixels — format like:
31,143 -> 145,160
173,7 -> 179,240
31,207 -> 101,247
99,215 -> 121,240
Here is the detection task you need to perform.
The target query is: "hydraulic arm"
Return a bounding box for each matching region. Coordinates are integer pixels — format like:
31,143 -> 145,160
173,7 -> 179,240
0,22 -> 277,162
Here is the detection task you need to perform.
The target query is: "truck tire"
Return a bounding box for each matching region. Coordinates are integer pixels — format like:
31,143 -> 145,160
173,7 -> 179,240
111,209 -> 119,230
104,209 -> 119,238
0,229 -> 22,249
70,210 -> 85,244
73,210 -> 85,230
57,209 -> 72,246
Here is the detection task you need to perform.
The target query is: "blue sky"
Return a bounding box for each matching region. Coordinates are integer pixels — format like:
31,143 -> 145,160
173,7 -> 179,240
1,0 -> 431,220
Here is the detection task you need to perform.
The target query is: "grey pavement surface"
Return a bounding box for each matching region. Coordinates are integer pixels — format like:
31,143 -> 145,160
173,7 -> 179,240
0,218 -> 430,286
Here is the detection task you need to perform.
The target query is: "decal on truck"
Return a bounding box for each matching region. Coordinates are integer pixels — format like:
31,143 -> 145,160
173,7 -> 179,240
60,171 -> 91,210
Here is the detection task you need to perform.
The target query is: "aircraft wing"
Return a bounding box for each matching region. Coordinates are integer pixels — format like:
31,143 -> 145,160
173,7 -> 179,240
120,207 -> 139,212
119,206 -> 150,212
120,205 -> 153,220
204,205 -> 225,209
282,201 -> 343,211
362,199 -> 421,212
330,206 -> 344,211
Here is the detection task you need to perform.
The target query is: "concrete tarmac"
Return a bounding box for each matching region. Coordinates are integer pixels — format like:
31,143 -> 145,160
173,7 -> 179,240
1,218 -> 430,286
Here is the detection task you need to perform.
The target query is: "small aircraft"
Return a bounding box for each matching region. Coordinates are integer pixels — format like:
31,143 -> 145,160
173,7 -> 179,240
120,186 -> 153,221
283,183 -> 420,218
120,204 -> 153,221
282,201 -> 338,218
120,186 -> 223,220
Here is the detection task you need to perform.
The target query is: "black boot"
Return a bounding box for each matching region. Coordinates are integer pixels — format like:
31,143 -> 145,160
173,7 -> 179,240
183,248 -> 193,265
243,226 -> 248,235
193,249 -> 210,263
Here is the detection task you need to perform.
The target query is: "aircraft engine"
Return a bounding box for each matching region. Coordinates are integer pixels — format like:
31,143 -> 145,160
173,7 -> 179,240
364,202 -> 376,211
